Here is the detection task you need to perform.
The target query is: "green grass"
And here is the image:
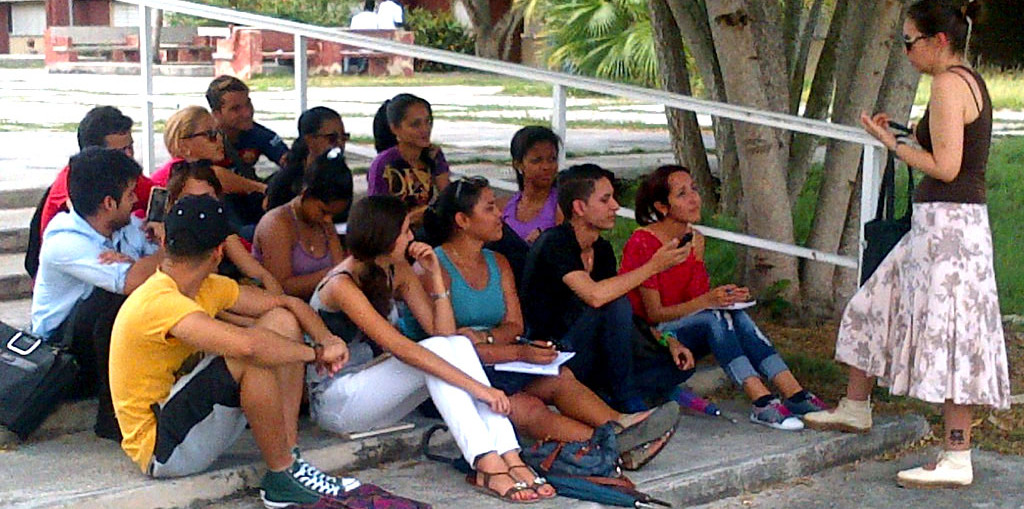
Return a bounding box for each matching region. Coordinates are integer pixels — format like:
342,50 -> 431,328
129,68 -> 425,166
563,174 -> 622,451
914,68 -> 1024,111
790,136 -> 1024,315
247,71 -> 610,98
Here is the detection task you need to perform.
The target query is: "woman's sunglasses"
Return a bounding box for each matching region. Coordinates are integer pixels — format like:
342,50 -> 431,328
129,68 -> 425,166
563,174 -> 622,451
902,33 -> 932,51
311,131 -> 351,145
454,176 -> 489,199
181,129 -> 221,142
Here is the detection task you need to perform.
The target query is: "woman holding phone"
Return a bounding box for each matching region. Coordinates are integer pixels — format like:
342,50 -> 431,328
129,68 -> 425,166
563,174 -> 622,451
805,0 -> 1008,488
621,165 -> 827,431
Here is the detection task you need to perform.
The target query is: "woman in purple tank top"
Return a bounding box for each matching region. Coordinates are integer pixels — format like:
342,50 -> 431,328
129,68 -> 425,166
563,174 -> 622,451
254,149 -> 352,300
501,126 -> 564,243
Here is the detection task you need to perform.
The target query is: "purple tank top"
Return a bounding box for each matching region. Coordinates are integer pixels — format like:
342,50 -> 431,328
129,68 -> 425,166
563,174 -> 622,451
254,207 -> 333,276
502,189 -> 558,242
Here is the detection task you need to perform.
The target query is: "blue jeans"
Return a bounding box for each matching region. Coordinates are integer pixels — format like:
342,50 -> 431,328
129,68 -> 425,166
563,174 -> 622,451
559,297 -> 690,409
659,310 -> 788,387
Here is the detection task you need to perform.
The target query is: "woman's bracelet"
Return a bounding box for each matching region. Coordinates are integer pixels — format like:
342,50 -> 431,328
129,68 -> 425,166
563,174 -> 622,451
430,290 -> 450,301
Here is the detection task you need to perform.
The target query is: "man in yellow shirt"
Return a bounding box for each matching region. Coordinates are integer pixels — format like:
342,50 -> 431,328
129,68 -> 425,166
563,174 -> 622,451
109,195 -> 355,508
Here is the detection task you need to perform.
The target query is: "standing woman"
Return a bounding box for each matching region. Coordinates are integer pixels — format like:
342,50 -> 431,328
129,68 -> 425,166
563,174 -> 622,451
502,126 -> 564,244
804,0 -> 1009,488
368,94 -> 451,226
253,149 -> 350,300
309,196 -> 554,503
265,107 -> 349,210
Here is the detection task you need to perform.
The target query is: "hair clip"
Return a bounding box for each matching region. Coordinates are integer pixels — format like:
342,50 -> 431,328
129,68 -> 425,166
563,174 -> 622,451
327,146 -> 344,160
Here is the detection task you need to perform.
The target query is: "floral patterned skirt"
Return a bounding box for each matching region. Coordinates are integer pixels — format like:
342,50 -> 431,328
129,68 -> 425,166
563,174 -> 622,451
835,202 -> 1010,409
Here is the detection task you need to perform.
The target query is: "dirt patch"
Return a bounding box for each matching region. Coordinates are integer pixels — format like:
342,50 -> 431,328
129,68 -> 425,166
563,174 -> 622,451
707,314 -> 1024,455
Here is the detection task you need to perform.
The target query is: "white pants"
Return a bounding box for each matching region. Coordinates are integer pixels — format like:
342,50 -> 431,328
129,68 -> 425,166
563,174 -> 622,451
311,335 -> 520,464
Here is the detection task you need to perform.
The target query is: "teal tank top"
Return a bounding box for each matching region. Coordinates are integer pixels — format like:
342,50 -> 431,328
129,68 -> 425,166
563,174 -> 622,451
397,247 -> 506,338
437,246 -> 506,329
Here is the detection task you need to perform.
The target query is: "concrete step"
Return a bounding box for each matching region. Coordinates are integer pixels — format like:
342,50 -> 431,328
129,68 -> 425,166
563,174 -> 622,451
0,253 -> 31,301
0,207 -> 35,254
209,409 -> 932,509
0,187 -> 46,211
0,297 -> 31,330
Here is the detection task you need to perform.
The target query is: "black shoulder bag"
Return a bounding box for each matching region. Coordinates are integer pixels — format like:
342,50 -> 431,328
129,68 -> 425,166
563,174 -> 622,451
861,151 -> 913,285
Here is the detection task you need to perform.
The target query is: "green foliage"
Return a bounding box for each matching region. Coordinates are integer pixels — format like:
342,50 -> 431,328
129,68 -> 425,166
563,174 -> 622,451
404,8 -> 476,72
168,0 -> 360,27
792,137 -> 1024,316
525,0 -> 658,87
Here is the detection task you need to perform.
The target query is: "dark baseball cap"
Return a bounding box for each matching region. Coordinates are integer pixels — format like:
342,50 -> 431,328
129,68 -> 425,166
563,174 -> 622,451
164,195 -> 236,255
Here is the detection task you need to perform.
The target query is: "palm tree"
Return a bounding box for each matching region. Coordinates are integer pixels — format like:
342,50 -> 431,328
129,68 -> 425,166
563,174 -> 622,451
517,0 -> 659,87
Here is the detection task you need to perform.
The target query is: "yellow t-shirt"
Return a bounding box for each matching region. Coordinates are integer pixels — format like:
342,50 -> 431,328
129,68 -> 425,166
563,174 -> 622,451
109,269 -> 239,473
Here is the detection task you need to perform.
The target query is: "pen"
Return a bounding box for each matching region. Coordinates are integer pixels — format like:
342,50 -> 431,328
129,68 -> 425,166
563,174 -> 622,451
516,336 -> 555,349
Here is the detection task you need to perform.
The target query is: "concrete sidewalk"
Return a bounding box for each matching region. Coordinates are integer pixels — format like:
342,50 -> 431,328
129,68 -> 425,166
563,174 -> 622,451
208,406 -> 930,509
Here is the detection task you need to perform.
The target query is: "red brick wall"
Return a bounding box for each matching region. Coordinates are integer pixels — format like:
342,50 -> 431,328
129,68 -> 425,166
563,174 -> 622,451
0,4 -> 10,54
46,0 -> 70,27
72,0 -> 111,26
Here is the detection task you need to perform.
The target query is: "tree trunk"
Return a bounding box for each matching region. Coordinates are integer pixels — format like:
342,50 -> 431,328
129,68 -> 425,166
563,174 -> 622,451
789,0 -> 826,116
460,0 -> 496,59
801,0 -> 904,310
787,0 -> 846,204
665,0 -> 738,216
152,9 -> 163,65
648,0 -> 718,212
707,0 -> 800,300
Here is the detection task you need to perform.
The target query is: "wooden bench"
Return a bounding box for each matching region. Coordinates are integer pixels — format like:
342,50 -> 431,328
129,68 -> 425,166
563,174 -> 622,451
44,26 -> 140,66
213,27 -> 414,80
158,26 -> 215,64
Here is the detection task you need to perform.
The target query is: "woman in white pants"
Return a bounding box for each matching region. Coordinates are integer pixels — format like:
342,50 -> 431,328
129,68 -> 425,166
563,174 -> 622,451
307,195 -> 555,503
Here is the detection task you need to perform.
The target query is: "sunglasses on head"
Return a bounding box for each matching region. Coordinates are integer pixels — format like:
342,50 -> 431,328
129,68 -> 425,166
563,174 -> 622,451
181,129 -> 221,142
903,33 -> 933,51
454,176 -> 489,200
312,131 -> 351,145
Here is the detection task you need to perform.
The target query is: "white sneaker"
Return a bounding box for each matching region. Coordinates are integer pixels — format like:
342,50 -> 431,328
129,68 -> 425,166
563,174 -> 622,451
749,399 -> 804,431
897,450 -> 973,489
803,397 -> 872,433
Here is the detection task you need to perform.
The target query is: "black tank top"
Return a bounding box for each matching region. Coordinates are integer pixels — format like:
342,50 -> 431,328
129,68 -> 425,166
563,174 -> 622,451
913,65 -> 991,204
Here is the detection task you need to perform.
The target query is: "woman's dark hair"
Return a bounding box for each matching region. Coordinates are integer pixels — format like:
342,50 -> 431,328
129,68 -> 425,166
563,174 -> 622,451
269,107 -> 342,209
907,0 -> 983,54
346,196 -> 409,316
302,149 -> 354,205
166,160 -> 223,206
635,165 -> 692,226
555,163 -> 615,219
510,126 -> 561,191
423,176 -> 490,245
372,93 -> 433,153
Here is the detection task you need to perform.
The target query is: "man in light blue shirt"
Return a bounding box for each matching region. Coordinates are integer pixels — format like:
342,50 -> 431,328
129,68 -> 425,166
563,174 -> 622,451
31,147 -> 164,440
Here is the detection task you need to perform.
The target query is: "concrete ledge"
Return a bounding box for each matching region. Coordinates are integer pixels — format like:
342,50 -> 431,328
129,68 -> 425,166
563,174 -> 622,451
0,415 -> 447,509
640,413 -> 930,507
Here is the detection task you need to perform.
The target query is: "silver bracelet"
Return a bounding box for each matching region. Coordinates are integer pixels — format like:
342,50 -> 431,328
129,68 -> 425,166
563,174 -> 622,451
430,290 -> 450,301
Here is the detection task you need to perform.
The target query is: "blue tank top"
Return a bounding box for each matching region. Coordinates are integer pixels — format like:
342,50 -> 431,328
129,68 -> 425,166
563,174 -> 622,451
437,247 -> 505,330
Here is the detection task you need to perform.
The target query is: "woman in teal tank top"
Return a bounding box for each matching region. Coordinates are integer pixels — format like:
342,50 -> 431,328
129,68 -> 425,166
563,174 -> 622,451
421,177 -> 654,444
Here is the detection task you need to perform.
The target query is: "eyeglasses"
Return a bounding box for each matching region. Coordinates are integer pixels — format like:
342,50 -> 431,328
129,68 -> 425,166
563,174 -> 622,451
903,33 -> 933,51
181,129 -> 221,142
454,176 -> 489,200
311,131 -> 351,145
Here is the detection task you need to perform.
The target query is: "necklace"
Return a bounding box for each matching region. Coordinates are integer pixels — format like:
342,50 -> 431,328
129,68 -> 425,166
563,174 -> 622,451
291,200 -> 324,254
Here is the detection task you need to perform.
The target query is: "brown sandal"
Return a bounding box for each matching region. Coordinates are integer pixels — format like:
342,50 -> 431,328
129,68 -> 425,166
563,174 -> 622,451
466,469 -> 540,504
507,464 -> 556,499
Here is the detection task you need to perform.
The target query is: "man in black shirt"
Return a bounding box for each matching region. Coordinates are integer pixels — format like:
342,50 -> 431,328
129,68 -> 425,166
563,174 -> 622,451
521,164 -> 689,411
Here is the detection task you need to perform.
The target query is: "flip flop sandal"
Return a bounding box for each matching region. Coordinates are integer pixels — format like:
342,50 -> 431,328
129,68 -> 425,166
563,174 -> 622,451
466,470 -> 540,504
508,464 -> 556,499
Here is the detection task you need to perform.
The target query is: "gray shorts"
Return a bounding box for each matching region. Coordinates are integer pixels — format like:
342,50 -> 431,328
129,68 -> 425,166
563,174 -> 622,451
148,355 -> 248,478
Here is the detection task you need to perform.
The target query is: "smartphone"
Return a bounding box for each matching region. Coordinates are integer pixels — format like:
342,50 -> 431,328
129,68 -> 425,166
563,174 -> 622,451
887,120 -> 912,135
680,232 -> 694,246
146,187 -> 169,223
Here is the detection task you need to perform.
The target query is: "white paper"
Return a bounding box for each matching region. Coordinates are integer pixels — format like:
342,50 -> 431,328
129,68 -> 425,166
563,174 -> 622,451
711,300 -> 756,312
493,351 -> 576,376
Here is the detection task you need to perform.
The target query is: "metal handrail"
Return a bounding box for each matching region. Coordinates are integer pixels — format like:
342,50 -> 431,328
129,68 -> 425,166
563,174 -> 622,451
119,0 -> 883,273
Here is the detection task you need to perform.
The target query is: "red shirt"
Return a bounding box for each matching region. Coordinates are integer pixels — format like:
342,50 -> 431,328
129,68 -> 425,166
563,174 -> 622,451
620,228 -> 710,324
149,157 -> 183,187
40,165 -> 156,237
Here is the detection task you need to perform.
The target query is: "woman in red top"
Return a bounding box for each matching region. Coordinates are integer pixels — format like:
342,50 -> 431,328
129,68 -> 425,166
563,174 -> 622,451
621,165 -> 826,431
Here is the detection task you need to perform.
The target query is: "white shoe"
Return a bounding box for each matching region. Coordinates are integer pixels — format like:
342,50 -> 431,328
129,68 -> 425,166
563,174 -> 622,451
897,450 -> 973,489
803,397 -> 871,433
